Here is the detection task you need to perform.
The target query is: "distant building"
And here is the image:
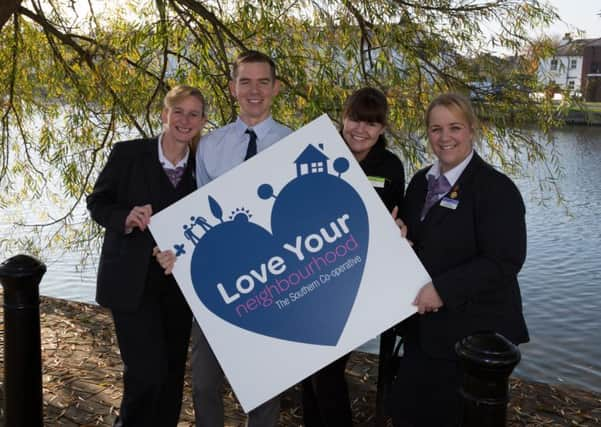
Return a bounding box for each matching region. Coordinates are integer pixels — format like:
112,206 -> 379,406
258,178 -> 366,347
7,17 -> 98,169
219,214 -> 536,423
538,37 -> 601,101
582,39 -> 601,102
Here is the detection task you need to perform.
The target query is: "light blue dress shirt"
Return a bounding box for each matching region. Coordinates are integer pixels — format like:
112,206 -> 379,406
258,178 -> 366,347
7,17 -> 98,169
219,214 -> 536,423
196,116 -> 292,186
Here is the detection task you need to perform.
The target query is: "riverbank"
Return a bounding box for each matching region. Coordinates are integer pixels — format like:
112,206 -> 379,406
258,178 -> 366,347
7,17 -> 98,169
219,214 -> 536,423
564,109 -> 601,125
0,295 -> 599,426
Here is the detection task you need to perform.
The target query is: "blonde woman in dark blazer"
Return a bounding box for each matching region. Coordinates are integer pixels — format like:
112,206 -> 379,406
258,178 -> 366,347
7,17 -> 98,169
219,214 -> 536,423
390,93 -> 529,427
87,85 -> 207,427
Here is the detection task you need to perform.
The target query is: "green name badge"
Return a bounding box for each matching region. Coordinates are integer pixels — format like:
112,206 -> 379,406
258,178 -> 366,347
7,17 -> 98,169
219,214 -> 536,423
368,176 -> 385,188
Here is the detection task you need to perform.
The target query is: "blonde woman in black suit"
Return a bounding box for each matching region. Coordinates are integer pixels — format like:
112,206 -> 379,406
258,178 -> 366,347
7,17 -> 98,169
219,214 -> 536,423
389,93 -> 529,427
87,85 -> 207,427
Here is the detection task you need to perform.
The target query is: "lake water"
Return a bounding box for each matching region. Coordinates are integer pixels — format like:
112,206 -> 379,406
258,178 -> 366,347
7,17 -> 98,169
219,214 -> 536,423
4,126 -> 601,394
507,126 -> 601,393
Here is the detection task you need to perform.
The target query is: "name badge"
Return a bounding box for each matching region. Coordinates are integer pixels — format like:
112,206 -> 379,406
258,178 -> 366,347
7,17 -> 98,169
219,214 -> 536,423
440,197 -> 459,210
368,176 -> 385,188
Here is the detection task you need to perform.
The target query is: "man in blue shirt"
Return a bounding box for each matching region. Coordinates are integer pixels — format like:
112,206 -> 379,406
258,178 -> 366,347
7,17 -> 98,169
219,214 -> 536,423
193,50 -> 292,426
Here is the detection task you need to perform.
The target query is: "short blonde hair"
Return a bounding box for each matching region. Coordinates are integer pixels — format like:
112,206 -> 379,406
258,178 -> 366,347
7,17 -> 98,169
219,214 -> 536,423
164,85 -> 206,117
425,92 -> 477,131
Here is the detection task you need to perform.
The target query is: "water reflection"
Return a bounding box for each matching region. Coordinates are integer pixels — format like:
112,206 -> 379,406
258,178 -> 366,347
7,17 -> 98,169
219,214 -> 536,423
513,126 -> 601,393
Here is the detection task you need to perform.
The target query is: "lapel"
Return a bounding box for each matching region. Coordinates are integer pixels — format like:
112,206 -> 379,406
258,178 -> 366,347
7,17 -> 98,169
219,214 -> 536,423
405,167 -> 430,244
140,138 -> 163,209
419,152 -> 485,229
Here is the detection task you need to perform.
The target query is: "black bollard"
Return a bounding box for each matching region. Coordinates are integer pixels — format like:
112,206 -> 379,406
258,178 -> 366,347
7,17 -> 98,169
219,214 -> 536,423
455,331 -> 521,427
0,254 -> 46,427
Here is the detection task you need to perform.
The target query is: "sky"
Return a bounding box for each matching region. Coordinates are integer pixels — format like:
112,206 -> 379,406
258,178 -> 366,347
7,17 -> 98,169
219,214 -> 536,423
68,0 -> 601,42
543,0 -> 600,40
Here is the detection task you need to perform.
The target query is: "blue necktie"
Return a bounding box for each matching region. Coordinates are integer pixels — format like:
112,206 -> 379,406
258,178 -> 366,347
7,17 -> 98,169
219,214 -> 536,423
244,129 -> 257,160
421,174 -> 451,220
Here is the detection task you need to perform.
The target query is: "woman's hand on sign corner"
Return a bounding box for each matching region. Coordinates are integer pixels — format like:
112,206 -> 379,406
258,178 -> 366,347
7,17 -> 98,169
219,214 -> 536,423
153,246 -> 176,275
413,282 -> 444,315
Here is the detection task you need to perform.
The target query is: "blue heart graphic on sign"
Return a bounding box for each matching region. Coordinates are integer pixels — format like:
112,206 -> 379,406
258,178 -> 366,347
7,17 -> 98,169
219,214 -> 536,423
188,145 -> 368,345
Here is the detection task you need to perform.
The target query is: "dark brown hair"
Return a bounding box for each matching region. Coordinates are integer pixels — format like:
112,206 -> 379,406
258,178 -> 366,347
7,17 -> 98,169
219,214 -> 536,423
231,50 -> 277,81
342,87 -> 389,126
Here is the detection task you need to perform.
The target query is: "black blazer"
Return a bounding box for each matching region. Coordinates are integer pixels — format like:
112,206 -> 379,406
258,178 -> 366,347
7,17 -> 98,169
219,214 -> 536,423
402,152 -> 529,359
87,138 -> 196,311
359,137 -> 405,212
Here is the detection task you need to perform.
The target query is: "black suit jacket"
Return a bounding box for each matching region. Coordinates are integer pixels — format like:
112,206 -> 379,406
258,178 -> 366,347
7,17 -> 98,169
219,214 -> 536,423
402,152 -> 529,359
87,138 -> 196,311
359,137 -> 405,212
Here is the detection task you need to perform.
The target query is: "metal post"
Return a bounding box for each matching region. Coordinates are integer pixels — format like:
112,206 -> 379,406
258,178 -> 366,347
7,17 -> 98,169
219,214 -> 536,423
455,331 -> 521,427
0,254 -> 46,427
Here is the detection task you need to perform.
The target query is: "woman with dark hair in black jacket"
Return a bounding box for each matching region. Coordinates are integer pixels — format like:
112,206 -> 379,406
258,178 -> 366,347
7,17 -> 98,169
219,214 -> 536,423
301,87 -> 406,426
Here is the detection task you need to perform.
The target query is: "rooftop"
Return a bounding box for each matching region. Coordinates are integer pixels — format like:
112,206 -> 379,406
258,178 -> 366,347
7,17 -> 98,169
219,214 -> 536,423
556,38 -> 601,56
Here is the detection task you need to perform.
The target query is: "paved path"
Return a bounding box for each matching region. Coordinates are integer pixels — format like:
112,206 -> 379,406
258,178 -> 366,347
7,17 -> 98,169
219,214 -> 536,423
0,295 -> 599,426
0,295 -> 378,426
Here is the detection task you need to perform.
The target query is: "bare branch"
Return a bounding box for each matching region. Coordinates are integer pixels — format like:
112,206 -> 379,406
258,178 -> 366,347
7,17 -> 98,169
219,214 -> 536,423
0,0 -> 22,32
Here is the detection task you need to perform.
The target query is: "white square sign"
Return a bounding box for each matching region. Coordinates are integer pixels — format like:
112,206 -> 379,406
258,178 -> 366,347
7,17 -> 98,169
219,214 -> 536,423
149,114 -> 430,411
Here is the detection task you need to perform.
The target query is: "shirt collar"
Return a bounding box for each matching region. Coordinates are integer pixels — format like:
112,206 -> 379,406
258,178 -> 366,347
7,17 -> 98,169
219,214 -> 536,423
235,115 -> 276,141
426,149 -> 474,187
157,133 -> 189,169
